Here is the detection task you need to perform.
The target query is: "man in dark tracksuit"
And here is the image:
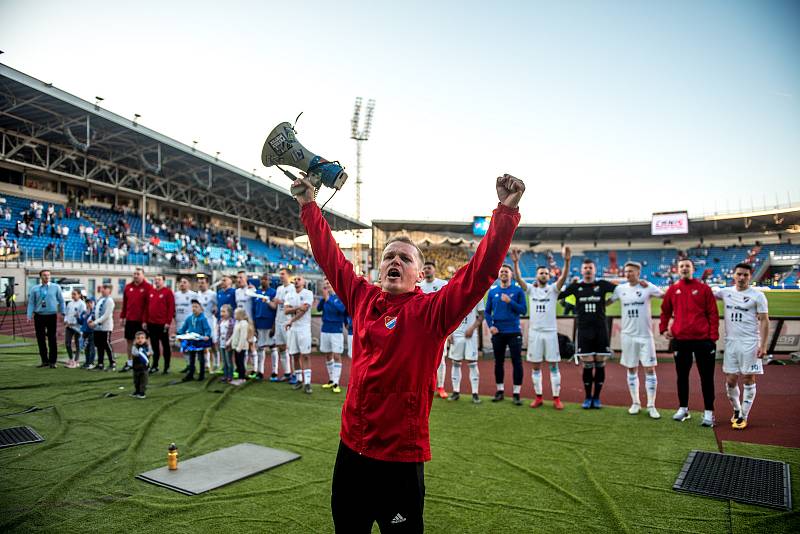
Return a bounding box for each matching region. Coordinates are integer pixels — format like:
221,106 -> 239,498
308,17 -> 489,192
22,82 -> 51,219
659,258 -> 719,427
485,266 -> 527,405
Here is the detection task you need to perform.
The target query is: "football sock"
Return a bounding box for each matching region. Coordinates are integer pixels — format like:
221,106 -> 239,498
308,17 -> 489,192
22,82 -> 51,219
742,383 -> 756,418
627,370 -> 640,405
726,384 -> 742,413
271,348 -> 279,374
437,359 -> 446,389
451,362 -> 462,393
326,359 -> 334,382
496,383 -> 505,392
582,363 -> 594,398
303,369 -> 311,385
294,369 -> 302,383
332,362 -> 342,385
256,352 -> 265,374
645,372 -> 657,407
532,369 -> 543,396
283,350 -> 292,374
469,362 -> 480,394
512,384 -> 521,395
593,362 -> 605,399
550,364 -> 561,397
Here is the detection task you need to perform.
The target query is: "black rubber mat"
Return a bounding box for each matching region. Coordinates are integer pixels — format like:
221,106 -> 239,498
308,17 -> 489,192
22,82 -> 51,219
0,426 -> 45,449
674,450 -> 792,510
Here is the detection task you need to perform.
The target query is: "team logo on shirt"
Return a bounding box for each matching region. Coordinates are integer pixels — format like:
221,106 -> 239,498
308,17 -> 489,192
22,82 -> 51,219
743,296 -> 750,303
691,289 -> 698,295
385,316 -> 397,330
636,291 -> 642,297
676,289 -> 682,294
593,286 -> 599,292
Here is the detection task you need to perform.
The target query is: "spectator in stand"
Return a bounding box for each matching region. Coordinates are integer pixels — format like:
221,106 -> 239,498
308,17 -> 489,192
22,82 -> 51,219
145,274 -> 175,374
27,269 -> 65,368
120,267 -> 153,371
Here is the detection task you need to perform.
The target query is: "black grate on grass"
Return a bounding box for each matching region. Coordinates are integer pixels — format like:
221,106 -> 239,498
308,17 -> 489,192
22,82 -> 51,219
0,426 -> 44,449
674,450 -> 792,510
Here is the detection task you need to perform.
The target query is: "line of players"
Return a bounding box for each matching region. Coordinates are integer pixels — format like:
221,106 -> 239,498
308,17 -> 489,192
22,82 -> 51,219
424,249 -> 768,431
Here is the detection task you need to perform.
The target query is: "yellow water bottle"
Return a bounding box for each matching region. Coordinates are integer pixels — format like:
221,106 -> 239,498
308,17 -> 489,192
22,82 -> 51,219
168,443 -> 178,470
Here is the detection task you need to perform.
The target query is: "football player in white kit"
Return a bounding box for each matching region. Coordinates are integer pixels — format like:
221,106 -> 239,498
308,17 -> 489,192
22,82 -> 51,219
447,299 -> 485,403
284,274 -> 315,393
608,261 -> 664,419
174,276 -> 198,373
196,274 -> 219,374
271,268 -> 294,382
419,260 -> 449,399
512,246 -> 571,410
714,263 -> 769,430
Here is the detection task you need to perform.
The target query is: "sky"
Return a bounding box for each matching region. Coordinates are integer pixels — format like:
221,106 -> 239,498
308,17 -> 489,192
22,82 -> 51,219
1,0 -> 798,226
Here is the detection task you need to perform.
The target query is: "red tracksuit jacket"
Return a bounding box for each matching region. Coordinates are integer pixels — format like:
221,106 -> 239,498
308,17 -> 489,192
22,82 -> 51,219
143,286 -> 175,326
121,281 -> 152,322
301,201 -> 520,462
659,278 -> 719,341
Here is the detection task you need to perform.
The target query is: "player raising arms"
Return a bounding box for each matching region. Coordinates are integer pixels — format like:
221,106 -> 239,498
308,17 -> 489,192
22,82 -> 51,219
293,172 -> 523,533
607,261 -> 664,419
511,246 -> 571,410
714,263 -> 769,430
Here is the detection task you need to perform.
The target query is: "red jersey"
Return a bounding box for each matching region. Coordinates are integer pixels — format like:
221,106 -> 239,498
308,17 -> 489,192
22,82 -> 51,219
659,278 -> 719,341
121,280 -> 152,321
144,286 -> 175,326
301,201 -> 520,462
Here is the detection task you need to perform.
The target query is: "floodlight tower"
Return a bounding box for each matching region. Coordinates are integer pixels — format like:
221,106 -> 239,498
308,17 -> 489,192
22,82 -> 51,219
350,97 -> 375,274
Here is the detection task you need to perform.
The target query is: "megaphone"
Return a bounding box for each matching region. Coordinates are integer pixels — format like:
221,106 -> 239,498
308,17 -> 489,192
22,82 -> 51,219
261,122 -> 347,196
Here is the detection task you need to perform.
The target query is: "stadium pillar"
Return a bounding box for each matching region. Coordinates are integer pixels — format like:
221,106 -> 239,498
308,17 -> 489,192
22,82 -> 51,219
237,217 -> 241,241
141,193 -> 146,240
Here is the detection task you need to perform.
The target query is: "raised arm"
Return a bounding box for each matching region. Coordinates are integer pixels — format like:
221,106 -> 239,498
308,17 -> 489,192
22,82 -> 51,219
295,177 -> 374,316
510,249 -> 527,292
555,246 -> 571,291
427,175 -> 524,336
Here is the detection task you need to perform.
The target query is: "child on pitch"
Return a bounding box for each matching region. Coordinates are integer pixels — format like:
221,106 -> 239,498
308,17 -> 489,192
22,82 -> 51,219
178,299 -> 212,382
79,298 -> 95,368
229,307 -> 252,386
131,331 -> 152,398
64,289 -> 86,368
217,304 -> 236,383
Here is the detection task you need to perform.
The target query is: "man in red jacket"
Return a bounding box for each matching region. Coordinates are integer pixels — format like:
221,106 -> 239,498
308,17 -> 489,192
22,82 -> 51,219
659,258 -> 720,427
293,173 -> 524,533
119,267 -> 152,371
145,274 -> 175,374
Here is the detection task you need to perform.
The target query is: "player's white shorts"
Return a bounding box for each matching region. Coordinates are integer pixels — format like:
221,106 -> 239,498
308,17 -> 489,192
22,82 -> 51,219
274,322 -> 288,346
526,330 -> 560,363
320,332 -> 344,353
723,338 -> 763,375
620,335 -> 657,368
347,334 -> 353,358
288,328 -> 312,355
449,334 -> 478,361
208,315 -> 219,344
256,328 -> 274,348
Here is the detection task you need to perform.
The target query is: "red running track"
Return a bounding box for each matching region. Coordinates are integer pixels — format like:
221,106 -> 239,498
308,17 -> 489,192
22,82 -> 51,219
2,310 -> 797,449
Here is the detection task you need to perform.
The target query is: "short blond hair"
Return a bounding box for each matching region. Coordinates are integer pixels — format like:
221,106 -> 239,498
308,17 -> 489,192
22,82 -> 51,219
383,236 -> 425,267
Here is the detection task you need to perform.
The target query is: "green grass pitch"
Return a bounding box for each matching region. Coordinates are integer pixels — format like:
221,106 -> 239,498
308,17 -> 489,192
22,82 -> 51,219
0,337 -> 798,533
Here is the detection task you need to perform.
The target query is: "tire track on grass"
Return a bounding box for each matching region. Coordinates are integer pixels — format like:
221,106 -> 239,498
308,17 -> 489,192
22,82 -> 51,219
493,452 -> 587,506
572,448 -> 631,534
184,380 -> 245,450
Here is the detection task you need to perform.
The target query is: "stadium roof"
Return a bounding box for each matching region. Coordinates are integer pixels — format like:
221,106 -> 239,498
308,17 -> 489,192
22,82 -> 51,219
0,63 -> 367,235
373,206 -> 800,243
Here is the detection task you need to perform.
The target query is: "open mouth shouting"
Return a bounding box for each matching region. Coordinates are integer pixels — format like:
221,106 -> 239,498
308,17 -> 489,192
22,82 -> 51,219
386,267 -> 401,281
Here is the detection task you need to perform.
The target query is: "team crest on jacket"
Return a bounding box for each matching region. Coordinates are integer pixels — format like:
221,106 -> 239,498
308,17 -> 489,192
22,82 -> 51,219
385,316 -> 397,330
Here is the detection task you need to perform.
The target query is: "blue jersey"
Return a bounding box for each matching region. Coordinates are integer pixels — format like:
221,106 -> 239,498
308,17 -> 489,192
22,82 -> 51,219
253,287 -> 277,330
317,294 -> 347,333
485,283 -> 527,333
216,287 -> 236,319
345,315 -> 353,336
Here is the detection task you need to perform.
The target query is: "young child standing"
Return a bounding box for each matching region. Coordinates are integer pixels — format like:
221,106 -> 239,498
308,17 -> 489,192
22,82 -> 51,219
178,299 -> 212,382
217,304 -> 236,383
64,290 -> 86,368
229,307 -> 252,386
79,298 -> 96,368
131,331 -> 152,398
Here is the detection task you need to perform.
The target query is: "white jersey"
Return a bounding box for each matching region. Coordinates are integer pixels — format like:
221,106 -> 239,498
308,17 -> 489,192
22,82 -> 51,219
715,287 -> 768,340
526,283 -> 560,332
610,282 -> 663,338
419,278 -> 447,294
274,283 -> 292,325
285,288 -> 314,330
196,289 -> 217,323
174,290 -> 198,328
454,299 -> 485,336
234,287 -> 253,320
